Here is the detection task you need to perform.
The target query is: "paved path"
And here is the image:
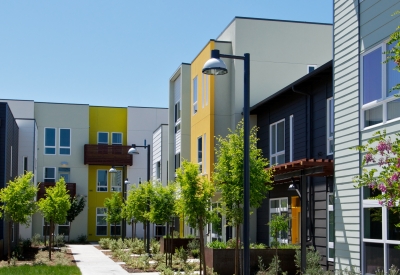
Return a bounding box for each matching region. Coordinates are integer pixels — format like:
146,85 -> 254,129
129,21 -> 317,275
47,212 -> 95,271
68,244 -> 129,275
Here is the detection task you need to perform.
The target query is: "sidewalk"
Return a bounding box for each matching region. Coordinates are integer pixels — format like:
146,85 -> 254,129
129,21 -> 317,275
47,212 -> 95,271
68,243 -> 129,275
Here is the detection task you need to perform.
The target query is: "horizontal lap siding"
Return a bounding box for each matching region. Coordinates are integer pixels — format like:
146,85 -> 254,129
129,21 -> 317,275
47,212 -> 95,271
334,0 -> 360,271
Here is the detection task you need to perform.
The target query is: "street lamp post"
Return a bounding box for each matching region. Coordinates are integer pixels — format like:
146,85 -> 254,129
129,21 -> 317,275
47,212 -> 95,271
202,49 -> 250,275
128,142 -> 151,254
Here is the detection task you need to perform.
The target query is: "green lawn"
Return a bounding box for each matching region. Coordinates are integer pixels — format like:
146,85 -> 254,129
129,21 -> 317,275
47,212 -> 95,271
0,265 -> 81,275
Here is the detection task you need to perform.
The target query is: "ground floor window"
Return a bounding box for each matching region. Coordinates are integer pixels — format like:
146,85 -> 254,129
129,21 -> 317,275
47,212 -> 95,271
110,223 -> 121,236
269,197 -> 288,244
155,224 -> 166,237
327,193 -> 334,261
96,208 -> 107,236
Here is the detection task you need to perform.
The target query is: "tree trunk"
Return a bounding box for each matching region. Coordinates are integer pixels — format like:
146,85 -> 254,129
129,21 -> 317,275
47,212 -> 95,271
143,223 -> 147,253
114,223 -> 116,239
7,221 -> 12,263
44,221 -> 47,247
199,219 -> 207,275
235,223 -> 240,275
49,220 -> 53,260
68,222 -> 72,243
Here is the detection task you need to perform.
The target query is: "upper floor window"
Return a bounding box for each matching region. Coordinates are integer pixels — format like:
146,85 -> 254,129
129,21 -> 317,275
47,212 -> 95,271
327,98 -> 334,155
112,133 -> 122,145
362,42 -> 400,128
59,167 -> 70,182
97,169 -> 108,192
270,119 -> 285,165
175,153 -> 181,171
44,128 -> 56,155
111,169 -> 122,192
98,132 -> 108,144
156,161 -> 161,180
307,65 -> 317,73
175,101 -> 181,133
193,76 -> 198,114
59,129 -> 71,155
197,136 -> 202,172
44,167 -> 56,182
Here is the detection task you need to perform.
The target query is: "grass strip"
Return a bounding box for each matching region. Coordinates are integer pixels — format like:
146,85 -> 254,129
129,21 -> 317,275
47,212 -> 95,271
0,265 -> 81,275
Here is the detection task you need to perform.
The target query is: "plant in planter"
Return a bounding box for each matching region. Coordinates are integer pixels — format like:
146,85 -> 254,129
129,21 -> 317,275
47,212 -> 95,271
268,214 -> 289,275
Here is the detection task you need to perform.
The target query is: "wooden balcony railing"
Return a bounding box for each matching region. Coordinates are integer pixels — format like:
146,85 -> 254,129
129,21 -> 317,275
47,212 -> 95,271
84,144 -> 133,166
37,182 -> 76,201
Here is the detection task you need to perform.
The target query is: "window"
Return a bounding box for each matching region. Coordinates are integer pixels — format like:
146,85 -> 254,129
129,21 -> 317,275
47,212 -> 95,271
270,119 -> 285,165
44,128 -> 56,154
327,193 -> 334,261
175,101 -> 181,133
112,133 -> 122,145
97,170 -> 108,192
269,198 -> 288,244
23,157 -> 28,174
193,76 -> 198,114
307,65 -> 317,73
361,43 -> 400,128
44,167 -> 56,182
96,208 -> 107,236
59,128 -> 71,155
98,132 -> 108,144
156,161 -> 161,180
203,134 -> 206,174
111,169 -> 122,192
110,223 -> 121,236
175,153 -> 181,171
327,98 -> 334,155
197,136 -> 202,173
43,218 -> 50,236
58,220 -> 70,236
58,167 -> 70,182
289,115 -> 293,162
155,224 -> 166,237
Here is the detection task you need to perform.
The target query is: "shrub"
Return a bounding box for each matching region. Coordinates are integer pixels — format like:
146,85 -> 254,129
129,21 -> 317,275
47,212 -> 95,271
151,239 -> 160,254
77,234 -> 87,244
31,233 -> 42,247
207,240 -> 227,249
175,246 -> 188,268
250,243 -> 267,249
22,238 -> 32,249
54,234 -> 65,247
99,238 -> 111,249
294,247 -> 330,275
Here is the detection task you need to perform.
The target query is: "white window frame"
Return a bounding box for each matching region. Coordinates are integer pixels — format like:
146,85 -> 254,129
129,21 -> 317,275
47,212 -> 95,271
307,65 -> 317,73
98,132 -> 109,144
289,115 -> 293,162
44,167 -> 56,182
270,119 -> 285,166
96,208 -> 108,236
97,169 -> 108,192
361,42 -> 400,130
110,169 -> 122,192
193,76 -> 198,115
327,193 -> 334,262
59,128 -> 71,155
197,136 -> 202,173
44,127 -> 56,155
327,98 -> 334,155
111,132 -> 122,145
269,197 -> 288,244
58,167 -> 70,183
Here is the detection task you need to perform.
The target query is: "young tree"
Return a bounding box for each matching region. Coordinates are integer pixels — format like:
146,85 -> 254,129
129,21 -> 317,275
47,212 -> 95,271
66,195 -> 86,242
175,160 -> 216,275
148,181 -> 176,266
268,214 -> 289,275
38,178 -> 71,260
0,172 -> 38,262
123,182 -> 152,250
213,120 -> 274,275
104,192 -> 124,239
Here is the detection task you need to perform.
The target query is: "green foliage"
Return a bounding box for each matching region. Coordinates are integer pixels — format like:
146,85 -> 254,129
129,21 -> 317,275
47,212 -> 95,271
0,172 -> 38,225
0,265 -> 82,275
149,181 -> 176,225
37,178 -> 71,225
257,255 -> 287,275
123,182 -> 151,224
66,196 -> 85,223
99,238 -> 112,249
54,234 -> 65,247
250,243 -> 267,249
31,234 -> 42,247
175,247 -> 188,269
104,192 -> 124,237
385,11 -> 400,92
151,239 -> 160,254
213,120 -> 273,228
269,214 -> 289,248
294,247 -> 327,275
206,240 -> 227,249
353,130 -> 400,213
76,234 -> 87,244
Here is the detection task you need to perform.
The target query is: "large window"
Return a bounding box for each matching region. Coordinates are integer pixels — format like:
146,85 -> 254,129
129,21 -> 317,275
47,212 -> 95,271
112,133 -> 122,145
97,170 -> 108,192
361,43 -> 400,128
96,208 -> 107,236
44,128 -> 56,155
175,101 -> 181,133
327,193 -> 334,262
197,136 -> 202,173
98,132 -> 108,144
44,167 -> 56,182
269,198 -> 288,244
193,76 -> 198,114
111,170 -> 122,192
327,98 -> 334,155
59,128 -> 71,155
270,119 -> 285,165
362,189 -> 400,273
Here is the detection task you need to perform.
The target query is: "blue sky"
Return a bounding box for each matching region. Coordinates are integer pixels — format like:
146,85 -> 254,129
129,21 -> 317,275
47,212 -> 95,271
0,1 -> 333,108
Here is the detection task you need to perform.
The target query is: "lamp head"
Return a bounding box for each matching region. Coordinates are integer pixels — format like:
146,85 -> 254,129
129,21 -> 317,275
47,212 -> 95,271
128,144 -> 139,155
202,49 -> 228,75
109,166 -> 117,173
124,178 -> 130,185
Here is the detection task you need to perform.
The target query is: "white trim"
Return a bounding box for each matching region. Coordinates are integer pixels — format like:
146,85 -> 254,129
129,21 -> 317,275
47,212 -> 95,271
96,207 -> 108,236
327,98 -> 334,155
307,65 -> 317,73
270,119 -> 285,166
197,136 -> 202,173
43,167 -> 56,182
327,193 -> 334,262
111,132 -> 123,145
44,127 -> 56,155
289,115 -> 293,162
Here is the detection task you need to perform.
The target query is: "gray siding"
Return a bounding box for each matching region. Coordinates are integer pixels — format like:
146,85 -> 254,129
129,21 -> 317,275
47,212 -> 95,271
333,0 -> 361,271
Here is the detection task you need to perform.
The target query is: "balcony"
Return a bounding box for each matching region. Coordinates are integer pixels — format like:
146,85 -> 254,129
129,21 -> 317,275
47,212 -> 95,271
37,182 -> 76,201
84,144 -> 133,166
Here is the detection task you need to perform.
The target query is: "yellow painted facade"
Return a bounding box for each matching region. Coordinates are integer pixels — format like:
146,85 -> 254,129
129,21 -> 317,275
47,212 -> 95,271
190,41 -> 215,179
87,106 -> 127,241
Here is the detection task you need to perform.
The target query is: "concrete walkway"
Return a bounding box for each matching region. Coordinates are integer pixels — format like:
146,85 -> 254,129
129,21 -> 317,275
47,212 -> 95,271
68,244 -> 129,275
